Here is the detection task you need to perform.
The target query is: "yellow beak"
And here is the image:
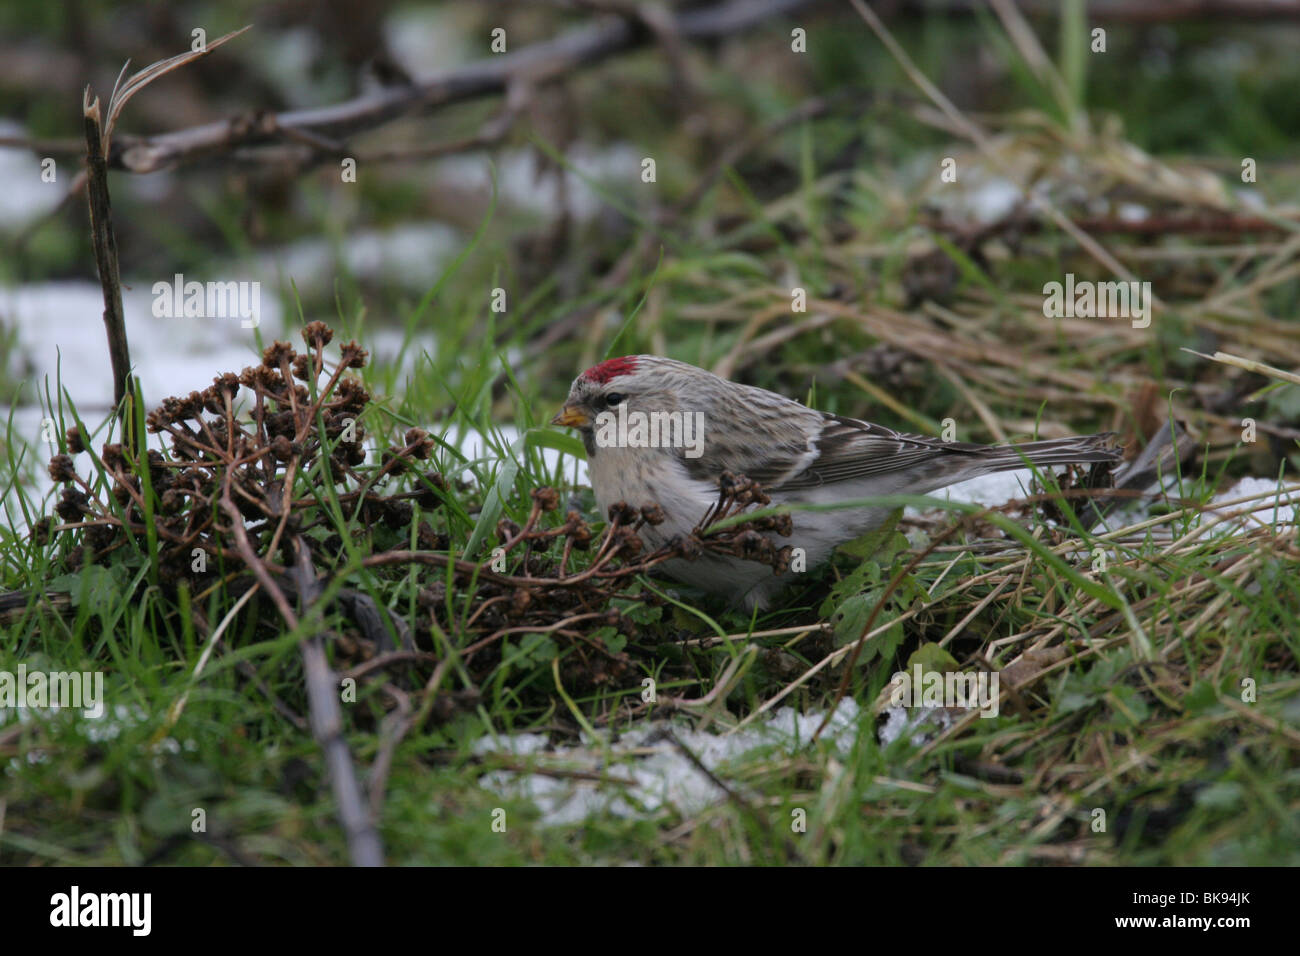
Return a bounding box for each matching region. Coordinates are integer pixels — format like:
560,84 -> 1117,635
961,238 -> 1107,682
550,404 -> 591,428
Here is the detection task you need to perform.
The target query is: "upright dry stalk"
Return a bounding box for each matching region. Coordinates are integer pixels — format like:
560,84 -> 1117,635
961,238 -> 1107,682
82,91 -> 133,443
80,26 -> 252,449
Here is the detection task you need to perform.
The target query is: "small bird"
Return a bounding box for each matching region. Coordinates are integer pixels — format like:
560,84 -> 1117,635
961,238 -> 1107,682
552,356 -> 1121,610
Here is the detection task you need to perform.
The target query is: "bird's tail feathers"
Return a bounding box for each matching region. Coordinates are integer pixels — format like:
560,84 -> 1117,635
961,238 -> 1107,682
977,432 -> 1123,473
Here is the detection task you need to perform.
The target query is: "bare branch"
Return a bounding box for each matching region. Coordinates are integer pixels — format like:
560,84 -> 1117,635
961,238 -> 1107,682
89,0 -> 813,173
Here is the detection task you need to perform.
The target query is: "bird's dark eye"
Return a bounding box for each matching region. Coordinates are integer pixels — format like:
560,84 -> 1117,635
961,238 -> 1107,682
605,392 -> 625,407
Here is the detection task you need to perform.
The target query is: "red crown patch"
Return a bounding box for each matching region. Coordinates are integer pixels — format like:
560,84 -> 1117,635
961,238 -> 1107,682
581,356 -> 639,384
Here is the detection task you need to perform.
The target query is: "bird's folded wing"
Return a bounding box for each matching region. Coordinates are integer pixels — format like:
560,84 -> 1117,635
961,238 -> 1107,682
678,410 -> 972,491
773,415 -> 974,490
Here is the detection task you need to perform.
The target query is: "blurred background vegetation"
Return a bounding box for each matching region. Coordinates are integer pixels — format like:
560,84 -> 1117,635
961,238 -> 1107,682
2,0 -> 1298,428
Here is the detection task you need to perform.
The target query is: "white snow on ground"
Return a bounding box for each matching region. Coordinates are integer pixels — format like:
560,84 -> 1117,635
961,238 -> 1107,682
475,701 -> 861,826
922,467 -> 1046,508
877,703 -> 957,748
0,124 -> 68,230
1204,476 -> 1298,528
918,468 -> 1298,536
383,4 -> 475,76
0,227 -> 458,410
1,281 -> 271,414
264,224 -> 461,294
0,219 -> 458,522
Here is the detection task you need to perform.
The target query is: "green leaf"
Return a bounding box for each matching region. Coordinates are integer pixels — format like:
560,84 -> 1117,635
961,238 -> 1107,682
593,626 -> 627,655
520,633 -> 558,663
820,558 -> 881,617
835,508 -> 905,559
50,564 -> 127,614
1107,684 -> 1150,726
1183,680 -> 1219,715
1263,384 -> 1300,421
906,642 -> 961,676
830,591 -> 874,645
529,427 -> 586,461
612,596 -> 658,626
830,592 -> 904,663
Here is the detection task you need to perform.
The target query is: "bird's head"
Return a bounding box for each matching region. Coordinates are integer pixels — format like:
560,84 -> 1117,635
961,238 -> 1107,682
551,355 -> 689,432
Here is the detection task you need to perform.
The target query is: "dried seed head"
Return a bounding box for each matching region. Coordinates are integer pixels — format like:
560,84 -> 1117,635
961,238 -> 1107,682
265,410 -> 294,437
675,535 -> 702,560
340,341 -> 369,369
564,511 -> 592,548
214,372 -> 240,397
640,503 -> 665,525
271,435 -> 294,461
607,501 -> 639,525
335,376 -> 370,412
383,500 -> 413,529
738,530 -> 769,560
101,443 -> 126,471
404,427 -> 434,459
262,341 -> 295,368
241,365 -> 283,391
614,527 -> 643,557
86,523 -> 115,550
65,426 -> 86,455
291,354 -> 313,381
531,487 -> 560,512
200,386 -> 224,415
302,321 -> 334,348
180,391 -> 205,420
415,472 -> 447,508
48,454 -> 77,484
30,516 -> 53,545
56,488 -> 89,522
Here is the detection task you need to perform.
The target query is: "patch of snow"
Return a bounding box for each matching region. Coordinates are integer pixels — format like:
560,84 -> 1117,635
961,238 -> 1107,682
476,700 -> 860,825
384,5 -> 475,76
0,281 -> 268,413
264,223 -> 461,293
0,123 -> 67,230
1206,477 -> 1298,529
923,467 -> 1043,508
877,705 -> 954,748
